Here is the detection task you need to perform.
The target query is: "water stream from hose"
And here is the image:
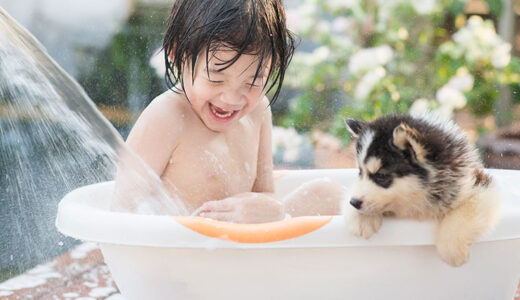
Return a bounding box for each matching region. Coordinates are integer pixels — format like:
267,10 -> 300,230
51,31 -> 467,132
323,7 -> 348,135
0,7 -> 186,280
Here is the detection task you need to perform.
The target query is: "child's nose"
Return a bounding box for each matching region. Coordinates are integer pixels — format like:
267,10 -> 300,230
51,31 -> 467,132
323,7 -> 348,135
219,91 -> 245,109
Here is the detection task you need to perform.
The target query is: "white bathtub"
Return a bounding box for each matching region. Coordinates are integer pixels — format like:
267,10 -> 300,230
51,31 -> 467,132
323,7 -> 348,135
56,169 -> 520,300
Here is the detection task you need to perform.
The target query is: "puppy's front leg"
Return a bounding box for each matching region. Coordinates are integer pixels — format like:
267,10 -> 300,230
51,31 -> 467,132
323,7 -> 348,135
435,191 -> 500,267
346,209 -> 383,239
435,217 -> 470,267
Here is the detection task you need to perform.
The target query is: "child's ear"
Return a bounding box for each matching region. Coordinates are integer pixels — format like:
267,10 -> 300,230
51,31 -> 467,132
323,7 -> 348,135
392,123 -> 427,163
344,119 -> 366,138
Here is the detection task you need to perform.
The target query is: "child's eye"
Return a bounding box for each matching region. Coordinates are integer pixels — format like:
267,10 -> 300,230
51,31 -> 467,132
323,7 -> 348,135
246,83 -> 261,88
208,79 -> 224,84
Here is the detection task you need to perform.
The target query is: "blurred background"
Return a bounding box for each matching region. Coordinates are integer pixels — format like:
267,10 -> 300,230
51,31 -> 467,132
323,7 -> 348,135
3,0 -> 520,169
1,0 -> 520,284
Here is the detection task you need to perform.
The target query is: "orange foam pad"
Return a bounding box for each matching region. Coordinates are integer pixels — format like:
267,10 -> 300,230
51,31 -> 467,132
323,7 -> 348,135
173,216 -> 333,243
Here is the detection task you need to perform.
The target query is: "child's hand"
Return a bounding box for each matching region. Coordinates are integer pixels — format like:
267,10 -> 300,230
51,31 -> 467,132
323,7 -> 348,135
194,193 -> 284,223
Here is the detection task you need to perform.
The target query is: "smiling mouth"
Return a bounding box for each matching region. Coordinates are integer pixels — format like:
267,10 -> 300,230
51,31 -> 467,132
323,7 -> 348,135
209,103 -> 238,120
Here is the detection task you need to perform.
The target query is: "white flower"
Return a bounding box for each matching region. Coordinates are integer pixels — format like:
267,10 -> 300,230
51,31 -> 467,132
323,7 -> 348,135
285,9 -> 300,33
315,20 -> 333,37
464,43 -> 485,63
149,48 -> 165,78
409,98 -> 433,115
476,27 -> 499,48
286,51 -> 320,88
327,0 -> 360,11
271,126 -> 304,162
354,67 -> 386,101
449,15 -> 511,68
411,0 -> 436,15
435,104 -> 455,120
331,16 -> 351,33
439,42 -> 464,59
312,46 -> 331,63
466,15 -> 484,30
446,68 -> 474,92
492,43 -> 512,68
433,67 -> 474,118
436,85 -> 467,109
452,27 -> 473,46
397,28 -> 409,40
283,148 -> 300,162
271,126 -> 286,152
348,45 -> 393,74
329,34 -> 354,52
285,3 -> 318,34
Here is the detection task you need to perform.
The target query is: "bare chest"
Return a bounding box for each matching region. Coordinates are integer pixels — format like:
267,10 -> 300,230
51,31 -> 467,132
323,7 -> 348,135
162,129 -> 260,211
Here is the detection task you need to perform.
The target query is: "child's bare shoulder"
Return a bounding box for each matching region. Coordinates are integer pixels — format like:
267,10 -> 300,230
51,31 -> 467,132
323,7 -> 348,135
144,91 -> 188,118
136,91 -> 190,129
127,91 -> 189,148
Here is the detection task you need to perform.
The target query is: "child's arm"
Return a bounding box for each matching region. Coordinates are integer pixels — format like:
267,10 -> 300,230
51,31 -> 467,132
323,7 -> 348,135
112,93 -> 184,212
125,94 -> 183,176
251,101 -> 275,195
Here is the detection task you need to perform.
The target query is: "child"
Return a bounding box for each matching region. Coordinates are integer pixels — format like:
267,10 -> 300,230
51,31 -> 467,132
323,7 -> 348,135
115,0 -> 345,223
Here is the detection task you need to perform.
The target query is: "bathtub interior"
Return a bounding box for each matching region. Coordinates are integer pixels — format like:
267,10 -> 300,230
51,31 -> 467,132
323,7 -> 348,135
55,168 -> 520,249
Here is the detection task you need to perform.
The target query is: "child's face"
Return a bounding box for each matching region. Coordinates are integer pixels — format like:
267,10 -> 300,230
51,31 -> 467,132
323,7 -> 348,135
183,48 -> 270,132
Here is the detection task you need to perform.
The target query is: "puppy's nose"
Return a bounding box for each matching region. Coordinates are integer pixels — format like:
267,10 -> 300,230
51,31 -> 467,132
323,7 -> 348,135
350,198 -> 363,210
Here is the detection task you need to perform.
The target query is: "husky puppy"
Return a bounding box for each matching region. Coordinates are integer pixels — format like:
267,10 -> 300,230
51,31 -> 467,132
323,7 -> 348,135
344,113 -> 501,267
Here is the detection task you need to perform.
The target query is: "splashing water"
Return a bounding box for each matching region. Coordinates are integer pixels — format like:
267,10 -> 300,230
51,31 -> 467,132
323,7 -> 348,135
0,7 -> 187,280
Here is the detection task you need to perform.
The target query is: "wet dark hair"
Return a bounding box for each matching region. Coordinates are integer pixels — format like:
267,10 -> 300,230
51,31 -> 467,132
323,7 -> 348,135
162,0 -> 296,104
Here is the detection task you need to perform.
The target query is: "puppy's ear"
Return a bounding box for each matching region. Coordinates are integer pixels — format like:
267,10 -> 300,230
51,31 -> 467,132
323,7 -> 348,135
392,123 -> 427,163
344,119 -> 366,138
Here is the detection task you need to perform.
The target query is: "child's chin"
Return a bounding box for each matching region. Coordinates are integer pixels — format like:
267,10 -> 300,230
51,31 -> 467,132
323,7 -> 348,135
204,120 -> 233,133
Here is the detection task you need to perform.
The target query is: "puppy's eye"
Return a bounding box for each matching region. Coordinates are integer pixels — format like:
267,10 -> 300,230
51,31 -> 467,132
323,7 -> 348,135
373,172 -> 391,187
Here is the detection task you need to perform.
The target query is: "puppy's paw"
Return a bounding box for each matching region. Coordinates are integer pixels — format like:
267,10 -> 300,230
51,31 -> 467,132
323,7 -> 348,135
347,213 -> 382,239
436,238 -> 469,267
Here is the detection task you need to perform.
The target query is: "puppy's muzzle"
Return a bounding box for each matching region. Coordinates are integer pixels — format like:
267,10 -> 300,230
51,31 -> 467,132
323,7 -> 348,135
350,198 -> 363,210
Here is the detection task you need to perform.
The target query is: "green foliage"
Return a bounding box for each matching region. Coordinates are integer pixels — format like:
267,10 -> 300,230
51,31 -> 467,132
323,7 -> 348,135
485,0 -> 503,17
280,0 -> 519,143
78,5 -> 168,108
509,56 -> 520,104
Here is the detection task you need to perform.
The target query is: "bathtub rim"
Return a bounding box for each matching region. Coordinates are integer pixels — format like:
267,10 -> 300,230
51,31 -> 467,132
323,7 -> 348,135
55,168 -> 520,249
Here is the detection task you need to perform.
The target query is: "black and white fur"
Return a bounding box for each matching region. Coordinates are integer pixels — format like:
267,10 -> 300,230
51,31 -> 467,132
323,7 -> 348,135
344,113 -> 501,267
